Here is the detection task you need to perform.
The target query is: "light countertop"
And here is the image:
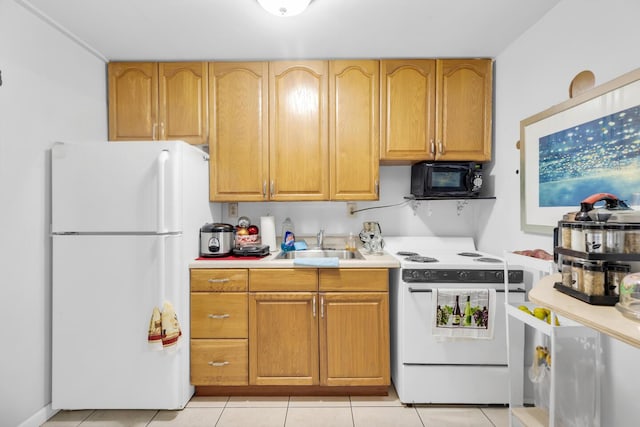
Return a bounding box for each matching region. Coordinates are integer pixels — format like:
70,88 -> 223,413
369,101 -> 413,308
190,249 -> 401,269
529,273 -> 640,349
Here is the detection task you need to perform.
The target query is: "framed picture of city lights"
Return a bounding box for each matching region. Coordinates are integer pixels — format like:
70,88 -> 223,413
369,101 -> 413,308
520,68 -> 640,234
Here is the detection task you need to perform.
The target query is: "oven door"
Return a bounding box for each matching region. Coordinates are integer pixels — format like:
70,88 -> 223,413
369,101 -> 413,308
401,282 -> 524,365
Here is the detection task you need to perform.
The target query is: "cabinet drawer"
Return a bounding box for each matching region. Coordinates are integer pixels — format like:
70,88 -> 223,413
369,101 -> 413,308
319,269 -> 388,291
191,269 -> 248,291
191,293 -> 248,338
249,269 -> 318,291
191,339 -> 248,386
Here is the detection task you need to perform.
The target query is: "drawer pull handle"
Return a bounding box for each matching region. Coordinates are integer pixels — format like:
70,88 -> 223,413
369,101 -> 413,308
208,278 -> 230,283
208,361 -> 229,367
208,314 -> 230,319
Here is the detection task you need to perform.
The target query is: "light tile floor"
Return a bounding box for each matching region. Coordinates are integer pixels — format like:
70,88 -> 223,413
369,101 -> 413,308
42,386 -> 509,427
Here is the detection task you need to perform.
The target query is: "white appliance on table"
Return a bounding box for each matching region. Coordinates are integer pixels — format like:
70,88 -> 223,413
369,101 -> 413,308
386,236 -> 525,405
51,141 -> 210,410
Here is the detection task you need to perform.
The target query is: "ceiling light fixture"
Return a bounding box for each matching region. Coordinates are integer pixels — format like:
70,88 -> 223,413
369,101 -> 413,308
257,0 -> 312,17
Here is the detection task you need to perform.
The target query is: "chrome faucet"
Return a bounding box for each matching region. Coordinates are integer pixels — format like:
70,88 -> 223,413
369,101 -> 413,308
317,229 -> 325,249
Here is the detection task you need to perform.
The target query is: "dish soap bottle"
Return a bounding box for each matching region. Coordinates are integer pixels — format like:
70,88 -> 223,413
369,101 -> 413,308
280,217 -> 295,251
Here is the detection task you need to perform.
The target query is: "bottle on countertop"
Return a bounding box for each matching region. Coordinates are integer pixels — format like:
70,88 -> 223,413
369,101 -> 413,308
280,217 -> 295,251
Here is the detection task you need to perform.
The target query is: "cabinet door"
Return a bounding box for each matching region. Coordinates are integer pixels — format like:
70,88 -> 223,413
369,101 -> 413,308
269,61 -> 329,201
329,60 -> 380,200
249,292 -> 319,385
435,59 -> 493,161
108,62 -> 158,141
158,62 -> 208,145
209,62 -> 269,201
380,59 -> 436,163
319,292 -> 390,386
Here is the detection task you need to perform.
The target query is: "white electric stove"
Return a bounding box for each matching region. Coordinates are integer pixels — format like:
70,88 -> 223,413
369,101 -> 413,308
385,236 -> 525,405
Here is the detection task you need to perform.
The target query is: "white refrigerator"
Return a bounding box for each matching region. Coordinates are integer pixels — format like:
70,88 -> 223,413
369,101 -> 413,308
51,140 -> 211,410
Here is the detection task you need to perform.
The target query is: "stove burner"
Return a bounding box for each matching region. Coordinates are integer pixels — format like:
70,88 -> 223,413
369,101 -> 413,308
474,257 -> 502,263
457,252 -> 482,257
397,251 -> 419,256
405,255 -> 439,263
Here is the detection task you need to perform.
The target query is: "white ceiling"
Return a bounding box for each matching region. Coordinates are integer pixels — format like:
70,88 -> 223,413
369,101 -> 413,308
18,0 -> 561,62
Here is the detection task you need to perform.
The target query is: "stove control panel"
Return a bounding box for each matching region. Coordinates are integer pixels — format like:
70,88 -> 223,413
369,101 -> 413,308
402,269 -> 524,283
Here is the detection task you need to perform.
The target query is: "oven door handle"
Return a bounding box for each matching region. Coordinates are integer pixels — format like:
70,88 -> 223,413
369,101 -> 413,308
407,287 -> 525,293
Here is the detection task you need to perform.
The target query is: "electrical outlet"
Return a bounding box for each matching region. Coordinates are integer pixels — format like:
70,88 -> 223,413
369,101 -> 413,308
347,202 -> 357,216
228,202 -> 238,217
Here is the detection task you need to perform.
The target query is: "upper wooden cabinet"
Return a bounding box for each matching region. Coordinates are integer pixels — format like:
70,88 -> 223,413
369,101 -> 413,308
435,59 -> 493,161
269,61 -> 329,201
208,62 -> 269,201
108,62 -> 208,145
329,60 -> 380,200
380,58 -> 493,163
380,59 -> 436,163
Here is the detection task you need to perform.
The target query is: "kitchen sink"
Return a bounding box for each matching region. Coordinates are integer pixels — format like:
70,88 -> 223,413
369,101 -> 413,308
274,249 -> 365,260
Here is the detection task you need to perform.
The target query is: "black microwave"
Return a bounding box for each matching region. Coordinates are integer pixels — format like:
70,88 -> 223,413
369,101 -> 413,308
410,161 -> 483,197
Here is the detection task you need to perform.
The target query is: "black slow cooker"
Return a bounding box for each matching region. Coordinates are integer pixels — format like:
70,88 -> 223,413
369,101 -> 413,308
199,223 -> 235,257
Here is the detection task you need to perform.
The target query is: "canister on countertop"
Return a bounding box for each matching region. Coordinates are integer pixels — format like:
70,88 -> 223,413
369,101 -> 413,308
606,263 -> 631,296
571,223 -> 586,252
571,260 -> 584,292
583,262 -> 606,296
561,258 -> 573,288
560,222 -> 572,249
584,222 -> 605,253
605,223 -> 626,253
623,224 -> 640,254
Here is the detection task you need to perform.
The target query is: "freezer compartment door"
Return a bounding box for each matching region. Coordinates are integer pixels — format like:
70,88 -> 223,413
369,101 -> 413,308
52,234 -> 192,409
51,141 -> 187,233
401,284 -> 524,365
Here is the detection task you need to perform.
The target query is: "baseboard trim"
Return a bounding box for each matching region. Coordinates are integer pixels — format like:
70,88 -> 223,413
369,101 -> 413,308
18,403 -> 58,427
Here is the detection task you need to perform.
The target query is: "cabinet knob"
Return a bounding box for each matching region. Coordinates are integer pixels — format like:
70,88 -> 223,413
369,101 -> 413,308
270,180 -> 275,197
208,361 -> 230,367
438,141 -> 444,154
430,139 -> 435,154
208,278 -> 230,283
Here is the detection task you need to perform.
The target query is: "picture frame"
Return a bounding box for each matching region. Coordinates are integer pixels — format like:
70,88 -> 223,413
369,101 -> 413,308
520,68 -> 640,234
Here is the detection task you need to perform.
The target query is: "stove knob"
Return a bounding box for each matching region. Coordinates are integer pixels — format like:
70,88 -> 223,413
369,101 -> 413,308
495,271 -> 504,282
422,270 -> 433,281
411,270 -> 420,279
458,271 -> 469,281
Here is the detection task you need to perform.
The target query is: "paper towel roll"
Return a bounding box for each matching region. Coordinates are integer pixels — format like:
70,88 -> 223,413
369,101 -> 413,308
260,216 -> 277,252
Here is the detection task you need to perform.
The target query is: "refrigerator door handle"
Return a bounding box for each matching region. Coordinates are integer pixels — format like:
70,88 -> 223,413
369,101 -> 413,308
158,234 -> 167,306
157,150 -> 170,234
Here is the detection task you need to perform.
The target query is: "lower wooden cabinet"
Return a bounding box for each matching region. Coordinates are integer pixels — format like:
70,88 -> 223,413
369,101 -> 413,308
191,267 -> 390,391
248,268 -> 389,388
249,292 -> 319,385
191,339 -> 248,386
320,292 -> 389,386
190,269 -> 249,386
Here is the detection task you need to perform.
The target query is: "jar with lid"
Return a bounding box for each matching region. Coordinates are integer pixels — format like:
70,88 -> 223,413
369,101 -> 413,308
560,222 -> 572,249
584,223 -> 605,253
583,262 -> 606,296
571,260 -> 584,292
623,224 -> 640,254
571,223 -> 586,252
606,263 -> 630,296
605,223 -> 626,253
561,258 -> 573,287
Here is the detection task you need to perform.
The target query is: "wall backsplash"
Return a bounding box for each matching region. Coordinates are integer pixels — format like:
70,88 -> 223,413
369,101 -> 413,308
216,166 -> 492,245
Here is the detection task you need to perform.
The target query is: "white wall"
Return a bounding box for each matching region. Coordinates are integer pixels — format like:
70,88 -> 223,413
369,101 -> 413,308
0,1 -> 107,426
484,1 -> 640,426
220,166 -> 484,241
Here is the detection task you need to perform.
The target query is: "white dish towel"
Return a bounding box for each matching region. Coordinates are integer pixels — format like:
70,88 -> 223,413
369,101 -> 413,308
431,288 -> 496,341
